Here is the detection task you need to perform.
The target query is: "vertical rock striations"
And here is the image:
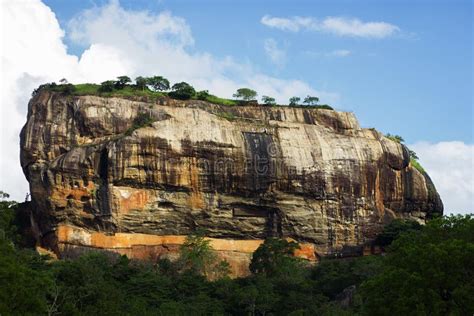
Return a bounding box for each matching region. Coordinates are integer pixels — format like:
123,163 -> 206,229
20,91 -> 443,276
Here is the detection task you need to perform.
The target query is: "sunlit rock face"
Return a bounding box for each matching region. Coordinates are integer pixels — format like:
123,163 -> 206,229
20,91 -> 442,276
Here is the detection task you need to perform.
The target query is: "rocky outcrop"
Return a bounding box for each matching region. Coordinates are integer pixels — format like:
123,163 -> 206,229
20,91 -> 442,276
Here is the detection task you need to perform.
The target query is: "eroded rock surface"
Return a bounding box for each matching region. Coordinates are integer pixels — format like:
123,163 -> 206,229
20,91 -> 442,276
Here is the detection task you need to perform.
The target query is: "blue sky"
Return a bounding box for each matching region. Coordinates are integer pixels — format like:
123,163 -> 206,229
44,0 -> 473,144
1,0 -> 473,213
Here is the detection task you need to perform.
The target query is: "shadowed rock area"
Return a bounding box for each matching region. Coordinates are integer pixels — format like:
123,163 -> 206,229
20,91 -> 443,276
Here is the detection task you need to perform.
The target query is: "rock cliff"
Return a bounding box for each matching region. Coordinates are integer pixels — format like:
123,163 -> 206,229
20,91 -> 443,276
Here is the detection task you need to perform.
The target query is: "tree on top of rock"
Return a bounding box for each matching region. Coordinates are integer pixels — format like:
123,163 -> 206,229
289,96 -> 300,106
115,76 -> 131,89
250,238 -> 304,278
261,95 -> 276,106
233,88 -> 257,101
135,76 -> 148,91
303,95 -> 319,106
99,80 -> 115,92
148,76 -> 170,91
169,82 -> 196,100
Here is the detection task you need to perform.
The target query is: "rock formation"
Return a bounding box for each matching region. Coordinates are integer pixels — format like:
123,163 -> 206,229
20,91 -> 443,276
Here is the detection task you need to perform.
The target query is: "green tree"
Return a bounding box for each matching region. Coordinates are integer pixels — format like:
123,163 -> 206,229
0,191 -> 19,243
374,219 -> 422,248
0,240 -> 55,315
303,95 -> 319,106
289,96 -> 301,106
360,215 -> 474,316
233,88 -> 257,101
409,149 -> 419,160
250,238 -> 303,277
147,76 -> 170,91
60,83 -> 76,95
311,256 -> 382,300
385,133 -> 405,143
99,80 -> 115,92
261,95 -> 276,106
178,230 -> 230,279
169,82 -> 196,100
196,90 -> 210,100
115,76 -> 131,89
135,76 -> 148,91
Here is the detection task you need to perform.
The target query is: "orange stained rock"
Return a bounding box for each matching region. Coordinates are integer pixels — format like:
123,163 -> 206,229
50,181 -> 96,207
188,157 -> 204,209
117,189 -> 149,214
375,170 -> 385,217
56,225 -> 317,258
55,225 -> 318,278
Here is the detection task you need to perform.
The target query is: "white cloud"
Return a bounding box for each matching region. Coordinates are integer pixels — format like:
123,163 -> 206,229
328,49 -> 351,57
1,0 -> 79,202
303,49 -> 351,58
410,141 -> 474,215
261,15 -> 399,38
0,0 -> 339,201
261,15 -> 312,32
263,38 -> 286,67
321,17 -> 399,38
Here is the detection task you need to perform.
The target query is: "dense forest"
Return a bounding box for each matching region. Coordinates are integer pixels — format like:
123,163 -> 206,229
0,192 -> 472,315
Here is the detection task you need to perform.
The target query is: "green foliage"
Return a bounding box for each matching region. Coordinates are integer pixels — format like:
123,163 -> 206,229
73,83 -> 165,101
233,88 -> 257,101
31,79 -> 227,109
99,80 -> 115,92
31,82 -> 75,96
303,95 -> 319,105
411,157 -> 426,174
250,238 -> 304,277
169,82 -> 196,100
289,96 -> 301,106
289,96 -> 333,109
311,256 -> 383,300
385,133 -> 405,143
315,104 -> 334,110
134,76 -> 148,90
409,149 -> 419,160
72,83 -> 100,95
261,95 -> 276,106
147,76 -> 170,91
0,240 -> 55,316
115,76 -> 132,89
0,191 -> 19,243
360,215 -> 474,316
196,89 -> 210,100
203,94 -> 237,106
60,83 -> 76,95
178,230 -> 230,279
215,111 -> 236,121
374,219 -> 422,247
1,190 -> 472,315
125,112 -> 155,136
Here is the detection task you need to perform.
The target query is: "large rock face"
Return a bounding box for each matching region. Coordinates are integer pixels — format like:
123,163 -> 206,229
20,91 -> 442,276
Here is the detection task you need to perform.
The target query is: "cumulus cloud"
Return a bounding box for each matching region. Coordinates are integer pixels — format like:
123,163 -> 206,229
410,141 -> 474,215
261,15 -> 399,38
1,0 -> 339,200
1,0 -> 79,202
263,38 -> 286,67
